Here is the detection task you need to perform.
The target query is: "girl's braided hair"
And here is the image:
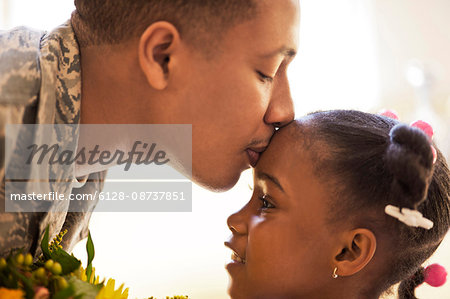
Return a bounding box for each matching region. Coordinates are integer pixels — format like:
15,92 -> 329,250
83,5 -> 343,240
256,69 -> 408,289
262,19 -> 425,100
294,110 -> 449,298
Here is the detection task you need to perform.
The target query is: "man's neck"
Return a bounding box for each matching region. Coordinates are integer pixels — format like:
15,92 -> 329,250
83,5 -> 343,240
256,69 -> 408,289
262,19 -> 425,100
79,45 -> 141,125
75,44 -> 146,177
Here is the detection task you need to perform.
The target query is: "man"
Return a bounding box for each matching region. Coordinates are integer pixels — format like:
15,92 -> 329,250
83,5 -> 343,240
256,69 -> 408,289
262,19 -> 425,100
0,0 -> 299,256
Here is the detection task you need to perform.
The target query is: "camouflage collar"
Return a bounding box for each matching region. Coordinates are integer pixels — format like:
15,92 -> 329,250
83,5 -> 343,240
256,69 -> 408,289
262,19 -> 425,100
38,20 -> 81,126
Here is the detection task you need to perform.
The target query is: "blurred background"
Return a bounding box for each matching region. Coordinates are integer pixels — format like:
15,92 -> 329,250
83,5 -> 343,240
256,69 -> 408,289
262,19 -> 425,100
1,0 -> 449,298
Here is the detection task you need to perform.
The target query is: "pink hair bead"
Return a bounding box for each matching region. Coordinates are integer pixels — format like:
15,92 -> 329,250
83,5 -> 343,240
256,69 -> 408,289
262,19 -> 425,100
378,109 -> 399,120
431,145 -> 437,164
424,263 -> 447,287
410,120 -> 434,140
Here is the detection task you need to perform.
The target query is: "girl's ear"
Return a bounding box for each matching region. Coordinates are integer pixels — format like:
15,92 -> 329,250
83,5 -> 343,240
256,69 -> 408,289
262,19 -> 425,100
138,21 -> 180,90
332,228 -> 376,277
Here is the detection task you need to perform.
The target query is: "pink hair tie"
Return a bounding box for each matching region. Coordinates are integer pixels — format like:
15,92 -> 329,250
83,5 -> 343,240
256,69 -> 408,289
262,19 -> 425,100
430,146 -> 437,164
424,264 -> 447,287
378,109 -> 399,120
410,120 -> 437,164
410,120 -> 434,140
377,111 -> 437,164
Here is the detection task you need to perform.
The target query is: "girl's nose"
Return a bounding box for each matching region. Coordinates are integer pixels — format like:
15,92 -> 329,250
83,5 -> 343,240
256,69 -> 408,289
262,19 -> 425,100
227,206 -> 249,236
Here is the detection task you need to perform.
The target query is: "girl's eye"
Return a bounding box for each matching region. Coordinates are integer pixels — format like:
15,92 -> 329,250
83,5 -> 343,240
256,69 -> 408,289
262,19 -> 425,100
256,71 -> 274,83
259,194 -> 275,210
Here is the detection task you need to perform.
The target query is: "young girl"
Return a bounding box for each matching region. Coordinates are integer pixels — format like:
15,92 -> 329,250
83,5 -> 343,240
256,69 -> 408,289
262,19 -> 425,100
225,110 -> 449,299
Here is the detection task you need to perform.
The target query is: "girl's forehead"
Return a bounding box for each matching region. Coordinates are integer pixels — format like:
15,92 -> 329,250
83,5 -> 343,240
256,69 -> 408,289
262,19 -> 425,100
256,129 -> 316,186
265,124 -> 310,159
254,125 -> 332,225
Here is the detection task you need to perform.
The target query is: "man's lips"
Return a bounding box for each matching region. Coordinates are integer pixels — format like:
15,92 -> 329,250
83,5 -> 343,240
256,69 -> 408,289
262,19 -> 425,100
246,146 -> 267,167
246,149 -> 260,167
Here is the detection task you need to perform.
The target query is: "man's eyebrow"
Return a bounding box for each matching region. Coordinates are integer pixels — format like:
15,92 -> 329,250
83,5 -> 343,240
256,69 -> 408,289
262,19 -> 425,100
256,171 -> 285,193
281,47 -> 297,58
259,46 -> 297,59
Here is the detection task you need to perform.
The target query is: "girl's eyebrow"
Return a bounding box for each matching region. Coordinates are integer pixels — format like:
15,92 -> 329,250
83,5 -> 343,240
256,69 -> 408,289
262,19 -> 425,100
256,170 -> 285,193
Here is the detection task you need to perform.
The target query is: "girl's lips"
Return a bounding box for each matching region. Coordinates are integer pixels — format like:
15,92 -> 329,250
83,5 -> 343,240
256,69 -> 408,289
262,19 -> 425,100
224,241 -> 246,267
226,251 -> 246,273
231,251 -> 246,264
246,149 -> 261,167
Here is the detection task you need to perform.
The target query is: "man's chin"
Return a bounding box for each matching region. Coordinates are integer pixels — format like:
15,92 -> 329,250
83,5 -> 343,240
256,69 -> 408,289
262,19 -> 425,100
191,171 -> 243,192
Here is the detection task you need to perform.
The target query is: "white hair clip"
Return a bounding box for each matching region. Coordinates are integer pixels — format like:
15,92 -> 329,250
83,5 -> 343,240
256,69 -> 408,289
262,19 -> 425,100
385,205 -> 434,230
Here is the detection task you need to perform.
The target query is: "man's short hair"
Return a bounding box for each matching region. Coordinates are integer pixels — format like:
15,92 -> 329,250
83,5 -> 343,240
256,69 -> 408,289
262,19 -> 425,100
72,0 -> 257,48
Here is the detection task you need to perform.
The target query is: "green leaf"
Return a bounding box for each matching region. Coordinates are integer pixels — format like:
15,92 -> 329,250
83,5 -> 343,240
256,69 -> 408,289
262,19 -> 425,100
86,231 -> 95,282
49,248 -> 82,275
40,225 -> 52,260
86,231 -> 95,266
86,263 -> 93,284
39,225 -> 81,274
66,276 -> 103,298
53,284 -> 76,299
8,265 -> 34,299
0,271 -> 11,288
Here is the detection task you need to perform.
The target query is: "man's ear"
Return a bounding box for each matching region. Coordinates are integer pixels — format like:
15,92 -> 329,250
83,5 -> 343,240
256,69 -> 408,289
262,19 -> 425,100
333,228 -> 376,277
138,21 -> 180,90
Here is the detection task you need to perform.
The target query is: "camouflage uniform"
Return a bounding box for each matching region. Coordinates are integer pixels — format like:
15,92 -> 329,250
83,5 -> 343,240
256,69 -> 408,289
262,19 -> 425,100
0,21 -> 106,257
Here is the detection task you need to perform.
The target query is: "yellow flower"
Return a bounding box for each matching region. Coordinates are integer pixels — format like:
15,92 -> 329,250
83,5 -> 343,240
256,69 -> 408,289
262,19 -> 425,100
72,266 -> 128,298
72,266 -> 100,284
96,278 -> 129,299
0,287 -> 25,299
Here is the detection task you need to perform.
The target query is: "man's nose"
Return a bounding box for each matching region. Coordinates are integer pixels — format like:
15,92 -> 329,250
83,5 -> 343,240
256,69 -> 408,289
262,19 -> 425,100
264,71 -> 295,129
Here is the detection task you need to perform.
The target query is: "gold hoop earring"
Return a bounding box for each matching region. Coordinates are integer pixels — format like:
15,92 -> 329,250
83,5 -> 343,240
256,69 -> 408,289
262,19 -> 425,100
332,267 -> 338,279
